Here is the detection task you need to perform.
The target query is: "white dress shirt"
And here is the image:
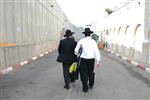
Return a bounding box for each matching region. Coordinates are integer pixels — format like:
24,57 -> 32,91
74,37 -> 101,64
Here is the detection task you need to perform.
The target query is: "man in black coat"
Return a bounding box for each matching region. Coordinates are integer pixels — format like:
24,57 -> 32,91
57,29 -> 77,89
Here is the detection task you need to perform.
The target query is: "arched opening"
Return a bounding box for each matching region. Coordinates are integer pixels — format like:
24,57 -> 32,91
125,26 -> 132,48
134,24 -> 143,52
109,28 -> 112,33
118,27 -> 121,35
113,28 -> 116,34
134,24 -> 141,37
124,25 -> 129,36
117,27 -> 122,47
106,29 -> 109,35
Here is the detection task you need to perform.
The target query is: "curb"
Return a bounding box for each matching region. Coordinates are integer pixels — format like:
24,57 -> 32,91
105,49 -> 150,74
0,48 -> 57,76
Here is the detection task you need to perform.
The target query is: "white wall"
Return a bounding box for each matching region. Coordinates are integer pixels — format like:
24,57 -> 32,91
99,0 -> 150,65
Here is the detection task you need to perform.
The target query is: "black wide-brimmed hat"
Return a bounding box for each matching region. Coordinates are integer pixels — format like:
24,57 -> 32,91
64,29 -> 74,37
82,28 -> 93,34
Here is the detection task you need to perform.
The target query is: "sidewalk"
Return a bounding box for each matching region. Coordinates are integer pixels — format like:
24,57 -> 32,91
0,48 -> 57,76
104,48 -> 150,74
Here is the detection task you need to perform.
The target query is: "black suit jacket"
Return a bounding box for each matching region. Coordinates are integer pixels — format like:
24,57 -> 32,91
57,37 -> 77,64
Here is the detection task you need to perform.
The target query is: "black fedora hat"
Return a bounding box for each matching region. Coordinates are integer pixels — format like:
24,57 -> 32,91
64,29 -> 74,37
82,28 -> 93,34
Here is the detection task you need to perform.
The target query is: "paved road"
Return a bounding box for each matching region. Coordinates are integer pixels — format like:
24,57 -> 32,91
0,50 -> 149,100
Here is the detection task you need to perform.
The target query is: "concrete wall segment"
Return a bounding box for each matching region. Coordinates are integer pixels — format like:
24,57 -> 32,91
0,0 -> 76,69
0,48 -> 5,69
145,0 -> 150,40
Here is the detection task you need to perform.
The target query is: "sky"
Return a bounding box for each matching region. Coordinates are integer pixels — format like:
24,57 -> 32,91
56,0 -> 123,27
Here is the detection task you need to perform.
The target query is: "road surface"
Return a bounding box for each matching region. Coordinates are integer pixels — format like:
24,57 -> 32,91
0,50 -> 149,100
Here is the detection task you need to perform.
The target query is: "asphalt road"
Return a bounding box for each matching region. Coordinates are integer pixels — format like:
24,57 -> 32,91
0,50 -> 150,100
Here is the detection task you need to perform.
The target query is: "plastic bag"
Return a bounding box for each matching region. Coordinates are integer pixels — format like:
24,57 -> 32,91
69,63 -> 75,73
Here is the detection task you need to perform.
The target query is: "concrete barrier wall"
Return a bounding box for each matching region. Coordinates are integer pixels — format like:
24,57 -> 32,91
0,44 -> 35,69
0,0 -> 73,69
144,0 -> 150,64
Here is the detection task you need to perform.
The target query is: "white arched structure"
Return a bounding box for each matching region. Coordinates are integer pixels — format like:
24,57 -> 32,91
99,0 -> 150,65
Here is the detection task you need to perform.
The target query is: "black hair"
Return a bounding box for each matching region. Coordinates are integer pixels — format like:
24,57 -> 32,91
84,33 -> 91,36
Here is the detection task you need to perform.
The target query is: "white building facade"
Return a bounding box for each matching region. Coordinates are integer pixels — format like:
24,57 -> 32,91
100,0 -> 150,65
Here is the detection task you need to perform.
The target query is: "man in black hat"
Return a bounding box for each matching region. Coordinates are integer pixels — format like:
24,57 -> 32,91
74,28 -> 101,93
57,29 -> 77,89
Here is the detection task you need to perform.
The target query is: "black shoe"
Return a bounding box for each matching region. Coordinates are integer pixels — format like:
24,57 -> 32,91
75,74 -> 79,80
64,85 -> 70,89
71,79 -> 76,83
82,88 -> 88,93
89,86 -> 93,89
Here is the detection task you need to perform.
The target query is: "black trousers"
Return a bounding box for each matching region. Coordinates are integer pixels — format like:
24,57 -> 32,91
62,63 -> 75,85
79,58 -> 95,90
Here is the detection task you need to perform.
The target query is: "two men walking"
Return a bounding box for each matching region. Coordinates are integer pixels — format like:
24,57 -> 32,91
57,28 -> 101,93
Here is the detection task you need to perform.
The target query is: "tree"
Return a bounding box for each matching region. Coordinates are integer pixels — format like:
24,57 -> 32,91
105,8 -> 113,15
